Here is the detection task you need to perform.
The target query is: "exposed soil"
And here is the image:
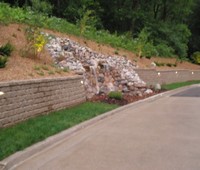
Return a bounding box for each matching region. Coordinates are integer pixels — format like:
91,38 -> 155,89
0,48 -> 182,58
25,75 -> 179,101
47,29 -> 200,70
138,57 -> 200,70
0,23 -> 200,82
0,23 -> 73,82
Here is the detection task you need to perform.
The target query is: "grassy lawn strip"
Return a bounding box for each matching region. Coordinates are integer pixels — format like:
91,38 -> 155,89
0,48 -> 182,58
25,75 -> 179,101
162,80 -> 200,90
0,102 -> 118,161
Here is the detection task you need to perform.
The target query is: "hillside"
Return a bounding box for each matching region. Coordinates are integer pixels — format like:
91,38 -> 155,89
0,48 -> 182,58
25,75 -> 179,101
0,23 -> 200,82
0,24 -> 74,82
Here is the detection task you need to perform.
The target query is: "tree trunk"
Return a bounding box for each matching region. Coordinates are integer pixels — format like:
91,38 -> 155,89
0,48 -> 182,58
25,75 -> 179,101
162,0 -> 167,21
153,3 -> 160,20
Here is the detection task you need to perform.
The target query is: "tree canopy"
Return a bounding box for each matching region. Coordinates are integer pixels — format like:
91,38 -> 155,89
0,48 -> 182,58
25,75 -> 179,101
3,0 -> 200,59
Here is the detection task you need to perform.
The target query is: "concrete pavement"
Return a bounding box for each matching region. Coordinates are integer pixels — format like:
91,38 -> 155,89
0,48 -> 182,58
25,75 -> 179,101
2,85 -> 200,170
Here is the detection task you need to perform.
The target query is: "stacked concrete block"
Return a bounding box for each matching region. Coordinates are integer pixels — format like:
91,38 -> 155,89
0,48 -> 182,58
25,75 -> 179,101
135,69 -> 200,85
0,76 -> 86,128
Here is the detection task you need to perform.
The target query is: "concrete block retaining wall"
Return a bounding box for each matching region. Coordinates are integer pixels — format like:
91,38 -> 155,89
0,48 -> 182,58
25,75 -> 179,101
135,69 -> 200,85
1,69 -> 200,128
0,76 -> 86,128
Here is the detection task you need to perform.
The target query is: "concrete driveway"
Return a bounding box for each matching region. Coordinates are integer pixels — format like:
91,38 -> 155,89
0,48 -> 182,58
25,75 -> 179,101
2,85 -> 200,170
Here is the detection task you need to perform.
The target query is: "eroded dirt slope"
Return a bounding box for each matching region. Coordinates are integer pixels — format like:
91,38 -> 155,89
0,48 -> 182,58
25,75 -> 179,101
0,23 -> 199,82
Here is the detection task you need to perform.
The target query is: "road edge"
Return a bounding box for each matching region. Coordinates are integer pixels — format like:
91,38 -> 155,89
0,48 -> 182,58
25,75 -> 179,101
0,84 -> 198,170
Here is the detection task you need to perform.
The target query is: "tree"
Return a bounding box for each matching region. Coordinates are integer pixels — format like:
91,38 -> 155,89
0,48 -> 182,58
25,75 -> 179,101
188,0 -> 200,56
3,0 -> 198,58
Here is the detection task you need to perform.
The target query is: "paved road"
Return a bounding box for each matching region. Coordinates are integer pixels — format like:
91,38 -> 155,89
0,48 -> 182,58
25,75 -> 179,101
7,86 -> 200,170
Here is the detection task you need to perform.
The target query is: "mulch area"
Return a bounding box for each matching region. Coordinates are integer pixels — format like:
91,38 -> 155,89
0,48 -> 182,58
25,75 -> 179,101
89,90 -> 165,106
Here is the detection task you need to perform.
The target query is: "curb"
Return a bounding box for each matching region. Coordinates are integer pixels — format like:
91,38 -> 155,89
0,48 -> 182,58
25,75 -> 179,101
0,84 -> 197,170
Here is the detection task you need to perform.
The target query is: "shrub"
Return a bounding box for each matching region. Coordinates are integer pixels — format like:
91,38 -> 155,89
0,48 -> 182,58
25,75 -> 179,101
48,70 -> 55,75
62,67 -> 69,72
133,28 -> 158,58
145,56 -> 152,59
192,51 -> 200,64
41,65 -> 49,71
0,42 -> 14,56
78,10 -> 93,35
30,0 -> 53,16
0,56 -> 8,68
0,42 -> 13,68
166,63 -> 173,67
133,28 -> 149,58
142,41 -> 158,57
150,23 -> 190,58
108,91 -> 123,100
0,3 -> 12,24
154,61 -> 165,67
155,44 -> 174,57
114,50 -> 119,55
24,27 -> 47,58
168,63 -> 177,67
172,63 -> 177,67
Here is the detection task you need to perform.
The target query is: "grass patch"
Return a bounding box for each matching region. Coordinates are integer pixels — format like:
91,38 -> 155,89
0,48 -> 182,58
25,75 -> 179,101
33,65 -> 41,71
62,67 -> 69,72
0,102 -> 118,160
41,65 -> 49,71
55,68 -> 62,74
162,80 -> 200,90
48,70 -> 55,75
36,70 -> 45,76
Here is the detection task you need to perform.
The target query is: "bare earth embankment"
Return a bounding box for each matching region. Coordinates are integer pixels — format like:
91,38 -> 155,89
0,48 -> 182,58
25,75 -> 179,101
0,23 -> 200,82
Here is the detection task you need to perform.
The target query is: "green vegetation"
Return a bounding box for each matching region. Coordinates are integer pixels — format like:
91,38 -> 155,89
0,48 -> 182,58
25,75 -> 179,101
33,65 -> 41,71
133,28 -> 158,58
41,65 -> 49,71
0,102 -> 118,160
154,61 -> 177,67
0,56 -> 8,68
30,0 -> 53,15
36,70 -> 45,76
0,1 -> 199,60
108,91 -> 123,100
114,50 -> 119,55
188,1 -> 200,57
0,42 -> 14,68
154,62 -> 165,67
55,68 -> 62,74
48,70 -> 55,75
32,64 -> 69,76
0,3 -> 135,54
0,42 -> 14,56
62,67 -> 69,72
24,26 -> 47,58
192,52 -> 200,64
78,10 -> 93,35
170,63 -> 177,67
162,80 -> 200,90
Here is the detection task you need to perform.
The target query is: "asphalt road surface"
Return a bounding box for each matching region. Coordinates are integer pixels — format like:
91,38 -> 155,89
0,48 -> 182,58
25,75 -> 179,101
6,85 -> 200,170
